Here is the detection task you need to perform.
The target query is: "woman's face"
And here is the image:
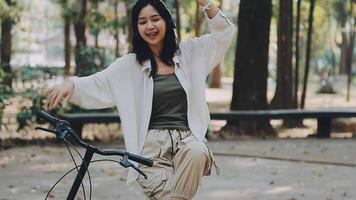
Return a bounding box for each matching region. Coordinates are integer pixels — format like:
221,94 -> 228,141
137,5 -> 167,49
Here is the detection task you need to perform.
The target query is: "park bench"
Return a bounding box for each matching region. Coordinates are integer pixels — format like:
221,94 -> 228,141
58,109 -> 356,138
58,112 -> 121,138
210,109 -> 356,138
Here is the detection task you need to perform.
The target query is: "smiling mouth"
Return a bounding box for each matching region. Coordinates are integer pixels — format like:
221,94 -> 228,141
146,31 -> 159,38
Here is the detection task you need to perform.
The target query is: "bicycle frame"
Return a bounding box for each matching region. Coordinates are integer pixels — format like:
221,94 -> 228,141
67,145 -> 94,200
36,110 -> 154,200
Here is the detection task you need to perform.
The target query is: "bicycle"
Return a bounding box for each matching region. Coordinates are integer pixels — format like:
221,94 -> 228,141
36,110 -> 154,200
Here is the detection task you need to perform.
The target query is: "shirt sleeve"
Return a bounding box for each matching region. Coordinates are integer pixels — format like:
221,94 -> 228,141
181,10 -> 236,77
69,61 -> 117,109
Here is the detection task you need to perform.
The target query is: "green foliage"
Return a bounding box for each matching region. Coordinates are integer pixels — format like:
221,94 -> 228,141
332,0 -> 350,25
75,47 -> 102,76
0,68 -> 13,130
16,106 -> 33,131
15,88 -> 48,131
4,66 -> 63,131
51,0 -> 80,19
108,16 -> 128,35
0,68 -> 13,103
0,0 -> 23,22
87,2 -> 107,37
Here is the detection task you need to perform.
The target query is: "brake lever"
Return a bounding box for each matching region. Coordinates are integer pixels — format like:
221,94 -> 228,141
130,162 -> 148,179
35,126 -> 70,141
35,127 -> 57,134
119,155 -> 148,179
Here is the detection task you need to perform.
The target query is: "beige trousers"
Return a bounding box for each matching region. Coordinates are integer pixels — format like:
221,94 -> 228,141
137,129 -> 214,200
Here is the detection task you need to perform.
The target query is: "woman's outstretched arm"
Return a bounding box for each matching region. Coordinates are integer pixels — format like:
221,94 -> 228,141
181,0 -> 236,78
46,61 -> 118,110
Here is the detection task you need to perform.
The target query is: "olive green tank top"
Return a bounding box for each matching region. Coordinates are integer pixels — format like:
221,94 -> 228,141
148,73 -> 190,130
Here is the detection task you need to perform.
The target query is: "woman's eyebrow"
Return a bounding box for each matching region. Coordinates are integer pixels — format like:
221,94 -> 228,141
138,14 -> 160,20
151,14 -> 160,18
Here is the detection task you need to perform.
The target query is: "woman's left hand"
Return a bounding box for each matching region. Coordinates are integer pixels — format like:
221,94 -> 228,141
196,0 -> 218,19
196,0 -> 210,5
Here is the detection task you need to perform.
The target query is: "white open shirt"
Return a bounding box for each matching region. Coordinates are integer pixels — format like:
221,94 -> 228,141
69,9 -> 236,191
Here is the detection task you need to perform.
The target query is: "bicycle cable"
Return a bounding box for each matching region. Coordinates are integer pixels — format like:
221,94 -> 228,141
64,141 -> 88,200
44,159 -> 126,200
44,139 -> 93,200
64,138 -> 93,200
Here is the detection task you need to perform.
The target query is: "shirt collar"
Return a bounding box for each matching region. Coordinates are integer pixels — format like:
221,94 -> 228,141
141,54 -> 181,75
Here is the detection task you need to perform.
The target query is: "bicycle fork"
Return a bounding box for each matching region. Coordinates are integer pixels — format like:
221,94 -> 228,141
67,148 -> 94,200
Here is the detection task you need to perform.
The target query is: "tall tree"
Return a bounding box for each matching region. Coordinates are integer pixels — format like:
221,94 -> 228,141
63,0 -> 71,75
209,0 -> 224,88
1,0 -> 15,87
333,0 -> 352,75
113,0 -> 120,57
173,0 -> 182,41
294,0 -> 302,108
300,0 -> 316,109
65,0 -> 73,75
194,1 -> 204,37
125,1 -> 133,51
89,0 -> 102,49
271,0 -> 294,110
221,0 -> 274,137
346,0 -> 355,101
52,0 -> 74,75
74,0 -> 88,75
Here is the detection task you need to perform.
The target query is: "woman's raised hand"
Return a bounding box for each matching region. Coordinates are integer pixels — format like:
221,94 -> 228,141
196,0 -> 218,18
46,80 -> 74,110
197,0 -> 210,5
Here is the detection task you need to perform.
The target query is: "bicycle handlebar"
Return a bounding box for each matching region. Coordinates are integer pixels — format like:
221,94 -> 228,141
36,110 -> 154,167
38,110 -> 62,126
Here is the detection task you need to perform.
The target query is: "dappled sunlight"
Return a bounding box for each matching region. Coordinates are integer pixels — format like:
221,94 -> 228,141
0,154 -> 15,167
1,0 -> 356,199
31,162 -> 72,173
208,189 -> 256,199
263,186 -> 294,194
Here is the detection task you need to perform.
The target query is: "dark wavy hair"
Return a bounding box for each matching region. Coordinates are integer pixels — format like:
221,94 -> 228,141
131,0 -> 179,76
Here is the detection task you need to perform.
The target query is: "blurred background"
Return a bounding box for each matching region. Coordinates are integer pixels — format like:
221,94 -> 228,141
0,0 -> 356,199
1,0 -> 355,140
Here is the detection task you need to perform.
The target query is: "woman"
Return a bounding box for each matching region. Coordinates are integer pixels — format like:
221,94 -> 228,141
46,0 -> 235,199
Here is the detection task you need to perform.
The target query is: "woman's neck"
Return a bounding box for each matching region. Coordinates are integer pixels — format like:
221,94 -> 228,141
149,43 -> 163,58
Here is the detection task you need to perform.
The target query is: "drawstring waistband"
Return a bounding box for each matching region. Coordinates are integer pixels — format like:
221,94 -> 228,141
168,130 -> 174,159
167,129 -> 184,159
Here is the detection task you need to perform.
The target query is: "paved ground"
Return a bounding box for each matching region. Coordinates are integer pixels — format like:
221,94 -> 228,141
1,139 -> 356,200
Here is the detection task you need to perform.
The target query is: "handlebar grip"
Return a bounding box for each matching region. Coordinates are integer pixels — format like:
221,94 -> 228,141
126,152 -> 154,167
37,111 -> 60,126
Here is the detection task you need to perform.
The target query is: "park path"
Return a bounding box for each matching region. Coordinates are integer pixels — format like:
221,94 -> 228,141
1,139 -> 356,200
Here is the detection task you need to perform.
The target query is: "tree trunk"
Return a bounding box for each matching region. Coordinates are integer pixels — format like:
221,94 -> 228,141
74,0 -> 87,76
114,0 -> 120,58
174,0 -> 181,41
64,3 -> 71,76
194,2 -> 203,37
294,0 -> 301,108
126,2 -> 133,51
271,0 -> 294,109
95,35 -> 99,48
271,0 -> 300,127
300,0 -> 316,109
339,32 -> 348,75
92,0 -> 100,49
209,63 -> 222,88
220,0 -> 274,138
346,0 -> 355,101
1,18 -> 12,74
209,0 -> 224,88
0,0 -> 14,88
